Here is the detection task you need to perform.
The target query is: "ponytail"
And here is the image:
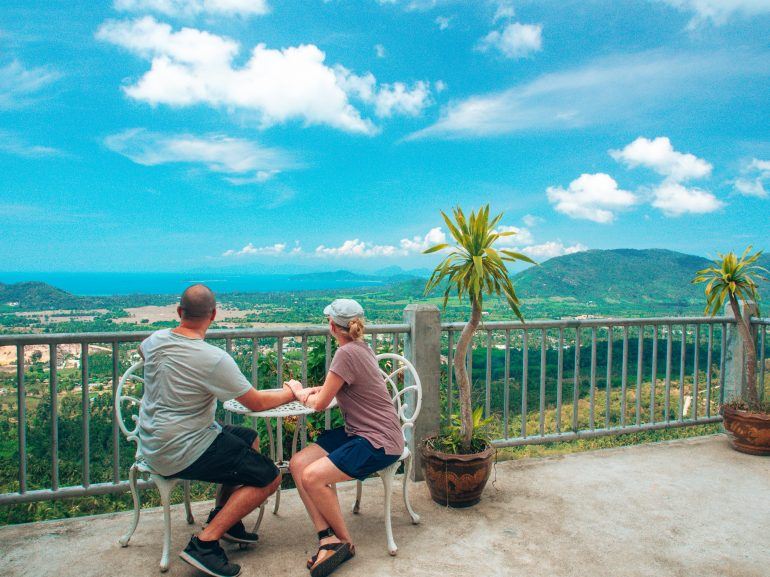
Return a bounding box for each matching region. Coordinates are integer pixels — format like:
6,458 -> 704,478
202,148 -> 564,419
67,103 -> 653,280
346,317 -> 365,341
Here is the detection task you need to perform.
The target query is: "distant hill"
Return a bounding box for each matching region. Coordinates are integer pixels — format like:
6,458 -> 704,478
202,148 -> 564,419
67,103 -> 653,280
289,269 -> 421,284
511,248 -> 769,308
0,282 -> 80,310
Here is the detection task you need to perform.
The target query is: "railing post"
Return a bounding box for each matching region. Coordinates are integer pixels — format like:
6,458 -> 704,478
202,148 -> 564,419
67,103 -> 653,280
723,301 -> 759,403
403,304 -> 441,482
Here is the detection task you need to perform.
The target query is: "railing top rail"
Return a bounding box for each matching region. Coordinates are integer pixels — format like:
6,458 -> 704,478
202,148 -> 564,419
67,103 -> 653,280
751,317 -> 770,325
441,316 -> 735,331
0,323 -> 411,346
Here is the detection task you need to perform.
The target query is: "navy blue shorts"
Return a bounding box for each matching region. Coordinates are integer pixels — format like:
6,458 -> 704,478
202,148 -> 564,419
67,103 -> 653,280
315,427 -> 400,481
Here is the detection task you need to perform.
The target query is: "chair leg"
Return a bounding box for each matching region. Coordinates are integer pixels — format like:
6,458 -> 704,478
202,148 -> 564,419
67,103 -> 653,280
156,478 -> 176,573
251,502 -> 266,533
352,480 -> 362,514
402,455 -> 420,525
380,468 -> 397,556
272,486 -> 281,515
183,480 -> 195,525
119,464 -> 141,547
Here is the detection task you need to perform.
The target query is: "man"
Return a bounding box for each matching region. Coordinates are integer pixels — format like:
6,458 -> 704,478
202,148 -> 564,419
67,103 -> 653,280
138,284 -> 295,577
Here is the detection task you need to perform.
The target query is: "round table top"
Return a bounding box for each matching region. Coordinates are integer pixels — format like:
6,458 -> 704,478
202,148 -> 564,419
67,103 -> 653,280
224,390 -> 337,418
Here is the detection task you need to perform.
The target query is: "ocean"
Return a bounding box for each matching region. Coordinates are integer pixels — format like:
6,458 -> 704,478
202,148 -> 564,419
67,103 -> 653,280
0,272 -> 386,296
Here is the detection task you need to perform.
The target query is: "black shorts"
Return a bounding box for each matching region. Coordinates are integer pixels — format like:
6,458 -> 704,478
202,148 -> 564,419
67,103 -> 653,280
171,425 -> 279,488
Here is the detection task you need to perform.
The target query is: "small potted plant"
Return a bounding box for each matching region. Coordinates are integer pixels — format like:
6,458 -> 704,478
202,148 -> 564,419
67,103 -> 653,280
693,246 -> 769,455
421,205 -> 534,507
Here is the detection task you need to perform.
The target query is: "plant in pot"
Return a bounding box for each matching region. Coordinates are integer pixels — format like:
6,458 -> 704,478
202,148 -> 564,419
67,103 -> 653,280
421,205 -> 535,507
692,246 -> 769,455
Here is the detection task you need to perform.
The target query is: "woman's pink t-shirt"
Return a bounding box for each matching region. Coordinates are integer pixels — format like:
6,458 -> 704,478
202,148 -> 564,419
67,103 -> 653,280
328,341 -> 405,456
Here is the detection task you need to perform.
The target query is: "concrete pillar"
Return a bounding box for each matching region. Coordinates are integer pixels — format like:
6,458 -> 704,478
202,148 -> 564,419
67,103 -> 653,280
403,304 -> 441,482
723,301 -> 759,403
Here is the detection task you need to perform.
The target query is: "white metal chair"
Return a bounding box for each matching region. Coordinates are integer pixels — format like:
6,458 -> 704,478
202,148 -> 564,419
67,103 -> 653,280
351,353 -> 422,555
115,360 -> 195,572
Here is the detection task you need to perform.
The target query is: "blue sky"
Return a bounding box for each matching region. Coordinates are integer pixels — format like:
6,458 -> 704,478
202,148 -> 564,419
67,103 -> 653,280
1,0 -> 769,274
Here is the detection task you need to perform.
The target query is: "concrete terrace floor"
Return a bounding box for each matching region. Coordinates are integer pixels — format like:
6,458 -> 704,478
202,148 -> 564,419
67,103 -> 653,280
2,434 -> 769,577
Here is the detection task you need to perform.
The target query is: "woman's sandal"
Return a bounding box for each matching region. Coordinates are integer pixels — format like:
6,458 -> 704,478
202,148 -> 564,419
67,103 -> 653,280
307,529 -> 355,576
309,542 -> 351,577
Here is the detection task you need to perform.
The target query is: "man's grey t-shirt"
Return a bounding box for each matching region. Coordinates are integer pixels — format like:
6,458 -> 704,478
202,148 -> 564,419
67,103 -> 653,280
138,329 -> 252,476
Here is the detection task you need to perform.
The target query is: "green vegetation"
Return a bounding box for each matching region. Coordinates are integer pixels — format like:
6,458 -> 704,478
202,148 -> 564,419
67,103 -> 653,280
2,247 -> 769,525
693,246 -> 768,411
424,204 -> 534,451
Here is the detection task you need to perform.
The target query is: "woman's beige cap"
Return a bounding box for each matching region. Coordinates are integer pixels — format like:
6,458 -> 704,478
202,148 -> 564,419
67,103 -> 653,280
323,298 -> 364,326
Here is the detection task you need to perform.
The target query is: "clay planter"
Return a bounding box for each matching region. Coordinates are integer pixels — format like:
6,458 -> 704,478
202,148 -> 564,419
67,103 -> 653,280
420,438 -> 494,508
722,405 -> 770,456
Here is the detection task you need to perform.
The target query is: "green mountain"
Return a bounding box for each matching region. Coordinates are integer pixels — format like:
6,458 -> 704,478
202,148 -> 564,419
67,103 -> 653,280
511,248 -> 769,312
0,281 -> 79,310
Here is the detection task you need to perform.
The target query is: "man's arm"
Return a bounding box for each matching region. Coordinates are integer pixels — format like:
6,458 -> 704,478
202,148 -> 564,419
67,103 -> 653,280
236,383 -> 295,412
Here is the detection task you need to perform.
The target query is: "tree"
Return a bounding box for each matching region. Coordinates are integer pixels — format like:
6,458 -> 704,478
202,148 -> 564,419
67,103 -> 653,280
693,246 -> 767,409
423,205 -> 535,451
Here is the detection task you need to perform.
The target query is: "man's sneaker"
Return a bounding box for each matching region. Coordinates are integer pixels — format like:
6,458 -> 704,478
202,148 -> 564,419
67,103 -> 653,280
206,507 -> 259,545
179,536 -> 241,577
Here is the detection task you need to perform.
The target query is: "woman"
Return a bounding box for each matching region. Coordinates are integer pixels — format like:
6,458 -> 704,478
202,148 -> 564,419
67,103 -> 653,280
286,298 -> 404,577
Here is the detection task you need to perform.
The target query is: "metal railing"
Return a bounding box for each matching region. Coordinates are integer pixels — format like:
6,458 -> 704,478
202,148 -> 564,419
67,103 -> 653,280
440,316 -> 741,447
0,324 -> 409,505
1,311 -> 767,506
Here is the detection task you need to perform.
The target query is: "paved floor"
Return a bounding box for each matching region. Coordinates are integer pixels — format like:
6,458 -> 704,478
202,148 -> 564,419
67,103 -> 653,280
2,435 -> 769,577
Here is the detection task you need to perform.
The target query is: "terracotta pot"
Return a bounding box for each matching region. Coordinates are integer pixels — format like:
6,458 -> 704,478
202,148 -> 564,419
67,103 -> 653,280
419,438 -> 494,508
722,405 -> 770,456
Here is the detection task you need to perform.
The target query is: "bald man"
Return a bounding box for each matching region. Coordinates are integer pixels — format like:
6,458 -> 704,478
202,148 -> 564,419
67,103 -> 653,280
138,284 -> 295,577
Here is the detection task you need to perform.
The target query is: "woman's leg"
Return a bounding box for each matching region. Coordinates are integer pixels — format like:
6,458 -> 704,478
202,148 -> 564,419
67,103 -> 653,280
301,457 -> 354,545
289,444 -> 330,530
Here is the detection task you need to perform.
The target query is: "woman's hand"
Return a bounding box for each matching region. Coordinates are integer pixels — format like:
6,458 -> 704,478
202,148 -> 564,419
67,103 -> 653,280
285,379 -> 304,399
297,389 -> 314,405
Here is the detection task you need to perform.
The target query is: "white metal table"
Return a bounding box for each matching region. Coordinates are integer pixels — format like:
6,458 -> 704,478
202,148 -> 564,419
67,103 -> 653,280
223,392 -> 337,529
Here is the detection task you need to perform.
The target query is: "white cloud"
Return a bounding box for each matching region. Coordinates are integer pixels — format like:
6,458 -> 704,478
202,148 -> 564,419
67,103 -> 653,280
223,242 -> 286,257
522,214 -> 543,228
0,60 -> 61,109
435,16 -> 452,30
0,131 -> 64,158
479,22 -> 542,59
409,50 -> 770,139
733,157 -> 770,198
650,181 -> 725,216
749,158 -> 770,173
334,65 -> 433,118
610,136 -> 712,181
494,225 -> 535,246
220,227 -> 588,262
610,136 -> 724,215
374,44 -> 386,58
114,0 -> 270,17
734,178 -> 767,198
656,0 -> 770,27
492,0 -> 515,21
399,227 -> 447,252
97,17 -> 433,134
104,128 -> 297,183
315,227 -> 448,258
315,239 -> 400,258
546,173 -> 637,223
520,241 -> 588,260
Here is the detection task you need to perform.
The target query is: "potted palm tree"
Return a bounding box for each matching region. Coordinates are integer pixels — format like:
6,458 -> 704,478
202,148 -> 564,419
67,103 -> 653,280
693,246 -> 769,455
421,205 -> 535,507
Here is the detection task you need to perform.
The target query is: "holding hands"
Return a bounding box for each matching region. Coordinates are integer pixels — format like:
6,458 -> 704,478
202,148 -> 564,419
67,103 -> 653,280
285,379 -> 313,405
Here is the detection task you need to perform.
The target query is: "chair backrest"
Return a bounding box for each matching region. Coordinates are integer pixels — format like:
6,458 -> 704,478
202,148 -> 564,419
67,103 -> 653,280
375,353 -> 422,439
115,359 -> 145,459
